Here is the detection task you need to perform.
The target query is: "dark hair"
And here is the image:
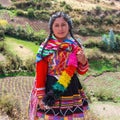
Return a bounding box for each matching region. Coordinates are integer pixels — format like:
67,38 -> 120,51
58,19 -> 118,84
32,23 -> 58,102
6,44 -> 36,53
41,11 -> 81,57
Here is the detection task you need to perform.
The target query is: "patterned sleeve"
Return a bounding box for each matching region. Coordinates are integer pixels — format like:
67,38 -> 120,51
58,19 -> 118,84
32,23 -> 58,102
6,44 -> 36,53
77,61 -> 89,75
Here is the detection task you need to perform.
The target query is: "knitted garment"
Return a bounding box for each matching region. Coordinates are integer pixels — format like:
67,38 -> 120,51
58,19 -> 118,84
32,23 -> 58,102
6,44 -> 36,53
28,37 -> 88,120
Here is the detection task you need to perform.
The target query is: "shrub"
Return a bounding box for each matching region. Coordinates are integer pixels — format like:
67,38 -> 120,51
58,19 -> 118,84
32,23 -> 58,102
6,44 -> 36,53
43,1 -> 52,8
0,3 -> 4,9
0,41 -> 6,51
84,39 -> 101,48
34,10 -> 50,20
94,87 -> 114,101
13,1 -> 33,10
5,25 -> 16,37
35,30 -> 47,44
7,54 -> 23,71
27,8 -> 34,18
73,18 -> 80,27
101,29 -> 119,52
104,15 -> 114,25
0,94 -> 21,119
79,26 -> 88,36
16,10 -> 27,16
115,35 -> 120,51
15,25 -> 28,39
0,63 -> 5,75
24,58 -> 35,72
95,6 -> 102,15
0,19 -> 8,27
0,27 -> 5,41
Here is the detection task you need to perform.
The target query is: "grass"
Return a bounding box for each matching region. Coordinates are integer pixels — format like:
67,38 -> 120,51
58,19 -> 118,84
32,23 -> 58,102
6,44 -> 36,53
84,72 -> 120,102
57,0 -> 119,10
89,59 -> 116,75
5,36 -> 39,56
0,9 -> 16,19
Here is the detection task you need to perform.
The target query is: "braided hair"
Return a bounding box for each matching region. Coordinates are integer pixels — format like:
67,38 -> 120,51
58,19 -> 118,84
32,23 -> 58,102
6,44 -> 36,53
41,11 -> 81,57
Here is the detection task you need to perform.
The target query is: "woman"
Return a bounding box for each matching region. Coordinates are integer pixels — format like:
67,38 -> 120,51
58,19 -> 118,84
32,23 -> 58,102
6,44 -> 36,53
29,12 -> 89,120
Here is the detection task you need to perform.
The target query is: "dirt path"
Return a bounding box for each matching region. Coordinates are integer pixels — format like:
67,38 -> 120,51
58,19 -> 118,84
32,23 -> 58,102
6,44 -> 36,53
90,102 -> 120,120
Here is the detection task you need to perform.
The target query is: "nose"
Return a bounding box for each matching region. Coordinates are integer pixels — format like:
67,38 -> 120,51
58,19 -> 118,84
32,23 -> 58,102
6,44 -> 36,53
58,25 -> 63,31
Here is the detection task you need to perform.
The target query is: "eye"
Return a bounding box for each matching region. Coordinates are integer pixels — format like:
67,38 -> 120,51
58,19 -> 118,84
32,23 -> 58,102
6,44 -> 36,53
61,23 -> 66,27
54,24 -> 59,27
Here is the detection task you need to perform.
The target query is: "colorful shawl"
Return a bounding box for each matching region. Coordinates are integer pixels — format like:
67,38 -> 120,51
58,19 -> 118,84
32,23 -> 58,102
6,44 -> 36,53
29,37 -> 81,120
39,37 -> 79,106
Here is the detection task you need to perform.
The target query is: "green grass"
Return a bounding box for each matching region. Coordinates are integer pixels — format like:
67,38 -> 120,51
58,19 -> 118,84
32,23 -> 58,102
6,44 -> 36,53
89,59 -> 116,75
5,36 -> 39,56
0,9 -> 16,19
84,72 -> 120,102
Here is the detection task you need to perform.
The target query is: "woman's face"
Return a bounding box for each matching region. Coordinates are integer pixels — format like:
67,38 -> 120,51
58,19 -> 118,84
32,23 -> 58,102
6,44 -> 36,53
52,17 -> 69,40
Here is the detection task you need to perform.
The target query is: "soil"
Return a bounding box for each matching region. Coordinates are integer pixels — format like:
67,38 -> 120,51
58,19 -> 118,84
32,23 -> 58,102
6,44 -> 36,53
90,102 -> 120,120
0,0 -> 12,7
0,12 -> 49,33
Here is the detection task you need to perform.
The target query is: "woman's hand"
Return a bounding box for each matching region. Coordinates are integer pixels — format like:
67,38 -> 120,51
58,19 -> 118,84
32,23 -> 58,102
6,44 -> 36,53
38,98 -> 50,110
77,50 -> 87,65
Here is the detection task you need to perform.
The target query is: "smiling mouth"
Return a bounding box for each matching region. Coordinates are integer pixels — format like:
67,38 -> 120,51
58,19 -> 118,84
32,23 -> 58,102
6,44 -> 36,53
58,32 -> 64,34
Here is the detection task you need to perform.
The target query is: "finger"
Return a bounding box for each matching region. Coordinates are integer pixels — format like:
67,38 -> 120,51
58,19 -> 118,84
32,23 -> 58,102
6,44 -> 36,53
77,49 -> 84,54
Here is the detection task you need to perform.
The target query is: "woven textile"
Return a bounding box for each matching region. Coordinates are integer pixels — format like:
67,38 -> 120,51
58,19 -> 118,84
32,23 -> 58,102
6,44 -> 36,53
37,75 -> 89,120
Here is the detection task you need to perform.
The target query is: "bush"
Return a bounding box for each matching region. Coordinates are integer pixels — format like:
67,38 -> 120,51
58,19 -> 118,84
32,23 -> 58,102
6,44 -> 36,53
73,18 -> 80,27
0,19 -> 8,28
27,8 -> 34,18
0,94 -> 21,119
5,25 -> 16,37
16,10 -> 27,16
35,30 -> 47,44
0,3 -> 4,9
95,6 -> 102,15
0,63 -> 5,75
84,39 -> 101,48
34,10 -> 50,20
0,27 -> 5,41
94,87 -> 114,101
6,54 -> 22,71
14,1 -> 33,10
0,41 -> 6,52
101,29 -> 120,52
104,15 -> 114,25
115,35 -> 120,51
79,26 -> 88,36
24,58 -> 35,72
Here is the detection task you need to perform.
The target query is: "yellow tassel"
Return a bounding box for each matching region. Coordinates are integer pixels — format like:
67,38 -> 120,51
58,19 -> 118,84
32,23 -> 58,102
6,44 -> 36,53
58,71 -> 71,88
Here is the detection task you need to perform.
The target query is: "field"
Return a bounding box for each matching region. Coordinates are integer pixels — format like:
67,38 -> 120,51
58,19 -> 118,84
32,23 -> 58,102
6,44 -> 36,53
57,0 -> 120,10
0,0 -> 120,120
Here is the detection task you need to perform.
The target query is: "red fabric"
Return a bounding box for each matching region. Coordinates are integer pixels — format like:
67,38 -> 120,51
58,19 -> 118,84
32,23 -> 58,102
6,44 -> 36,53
36,59 -> 48,89
77,61 -> 89,75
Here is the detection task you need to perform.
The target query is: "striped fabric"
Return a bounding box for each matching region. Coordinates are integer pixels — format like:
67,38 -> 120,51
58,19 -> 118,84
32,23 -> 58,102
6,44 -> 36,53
29,37 -> 89,120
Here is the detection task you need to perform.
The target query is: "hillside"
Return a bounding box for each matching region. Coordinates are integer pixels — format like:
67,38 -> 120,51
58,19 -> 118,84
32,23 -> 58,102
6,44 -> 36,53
0,1 -> 120,119
0,0 -> 120,33
58,0 -> 120,10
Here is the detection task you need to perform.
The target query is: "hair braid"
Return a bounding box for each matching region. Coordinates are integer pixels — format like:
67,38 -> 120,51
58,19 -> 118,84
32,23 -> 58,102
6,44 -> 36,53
41,31 -> 53,58
69,29 -> 82,48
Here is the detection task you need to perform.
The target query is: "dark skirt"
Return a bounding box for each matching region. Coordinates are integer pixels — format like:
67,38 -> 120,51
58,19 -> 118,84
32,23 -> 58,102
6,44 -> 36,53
37,74 -> 89,120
